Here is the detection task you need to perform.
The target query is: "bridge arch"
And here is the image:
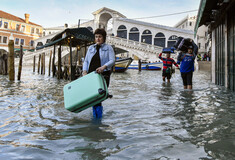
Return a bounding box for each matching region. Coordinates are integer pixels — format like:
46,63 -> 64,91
117,25 -> 127,39
98,12 -> 112,29
154,32 -> 165,47
167,35 -> 178,47
129,27 -> 139,42
141,29 -> 152,44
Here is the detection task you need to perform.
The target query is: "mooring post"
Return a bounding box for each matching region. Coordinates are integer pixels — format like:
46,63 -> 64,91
0,53 -> 8,75
43,52 -> 45,75
41,53 -> 43,74
84,43 -> 87,58
8,35 -> 15,81
38,54 -> 41,74
0,52 -> 3,75
4,54 -> 8,75
33,55 -> 36,72
138,59 -> 142,71
52,45 -> 56,77
69,37 -> 75,81
57,44 -> 62,79
48,50 -> 52,76
77,47 -> 80,66
17,45 -> 23,80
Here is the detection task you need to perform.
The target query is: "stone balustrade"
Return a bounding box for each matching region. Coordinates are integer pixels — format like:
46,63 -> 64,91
106,36 -> 163,61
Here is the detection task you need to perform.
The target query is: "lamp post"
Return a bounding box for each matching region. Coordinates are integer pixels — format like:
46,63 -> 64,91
8,33 -> 15,81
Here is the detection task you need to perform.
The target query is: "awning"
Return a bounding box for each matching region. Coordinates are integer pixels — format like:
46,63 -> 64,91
36,27 -> 95,50
194,0 -> 232,37
194,0 -> 207,37
51,27 -> 94,43
14,48 -> 28,52
36,36 -> 67,50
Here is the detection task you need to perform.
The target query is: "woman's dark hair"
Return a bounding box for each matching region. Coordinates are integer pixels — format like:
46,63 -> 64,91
94,28 -> 107,42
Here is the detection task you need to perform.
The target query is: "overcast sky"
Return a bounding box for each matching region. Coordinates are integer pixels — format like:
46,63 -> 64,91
1,0 -> 200,28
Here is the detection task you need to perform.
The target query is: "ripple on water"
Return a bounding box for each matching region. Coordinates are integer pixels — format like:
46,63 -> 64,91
0,68 -> 235,159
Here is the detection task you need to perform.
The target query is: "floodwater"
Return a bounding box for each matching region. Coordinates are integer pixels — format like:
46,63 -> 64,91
0,67 -> 235,160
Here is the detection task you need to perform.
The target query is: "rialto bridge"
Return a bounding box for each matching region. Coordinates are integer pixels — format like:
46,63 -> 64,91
79,7 -> 194,61
27,7 -> 194,65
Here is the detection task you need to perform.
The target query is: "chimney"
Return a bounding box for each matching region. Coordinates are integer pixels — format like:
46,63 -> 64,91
25,13 -> 30,23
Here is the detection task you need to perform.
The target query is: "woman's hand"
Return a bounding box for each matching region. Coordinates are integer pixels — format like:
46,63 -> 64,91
82,70 -> 88,76
96,65 -> 107,74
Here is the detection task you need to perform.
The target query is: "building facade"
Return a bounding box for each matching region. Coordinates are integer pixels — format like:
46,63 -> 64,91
0,10 -> 43,52
195,0 -> 235,91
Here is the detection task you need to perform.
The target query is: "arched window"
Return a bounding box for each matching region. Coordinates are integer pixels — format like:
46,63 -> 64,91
141,29 -> 152,44
167,35 -> 178,47
87,27 -> 93,33
154,32 -> 165,47
117,25 -> 127,39
129,27 -> 139,42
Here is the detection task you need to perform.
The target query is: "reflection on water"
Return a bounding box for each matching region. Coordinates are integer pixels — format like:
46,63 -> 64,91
0,67 -> 235,159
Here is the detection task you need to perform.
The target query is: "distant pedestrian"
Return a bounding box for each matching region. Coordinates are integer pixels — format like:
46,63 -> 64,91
207,54 -> 210,61
197,54 -> 202,61
178,46 -> 196,89
82,28 -> 115,119
203,53 -> 207,61
158,52 -> 179,83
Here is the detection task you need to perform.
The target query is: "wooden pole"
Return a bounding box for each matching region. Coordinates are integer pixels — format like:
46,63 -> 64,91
38,54 -> 41,74
43,52 -> 45,75
84,43 -> 87,58
8,39 -> 15,81
52,45 -> 56,77
138,59 -> 142,71
0,53 -> 8,75
17,45 -> 23,80
77,47 -> 80,66
4,54 -> 8,75
33,55 -> 36,72
64,62 -> 68,80
48,50 -> 52,76
57,44 -> 62,79
69,38 -> 74,81
0,52 -> 3,75
41,53 -> 43,74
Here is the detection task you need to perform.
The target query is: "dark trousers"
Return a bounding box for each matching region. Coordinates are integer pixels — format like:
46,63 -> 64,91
94,71 -> 111,107
181,72 -> 193,86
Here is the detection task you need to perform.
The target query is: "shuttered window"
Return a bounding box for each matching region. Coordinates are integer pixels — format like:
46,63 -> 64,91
227,9 -> 235,91
215,23 -> 225,86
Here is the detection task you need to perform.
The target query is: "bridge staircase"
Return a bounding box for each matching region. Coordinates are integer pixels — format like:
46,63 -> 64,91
106,36 -> 163,62
20,36 -> 163,66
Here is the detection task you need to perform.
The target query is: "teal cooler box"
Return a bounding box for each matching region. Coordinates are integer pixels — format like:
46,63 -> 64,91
63,71 -> 109,113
